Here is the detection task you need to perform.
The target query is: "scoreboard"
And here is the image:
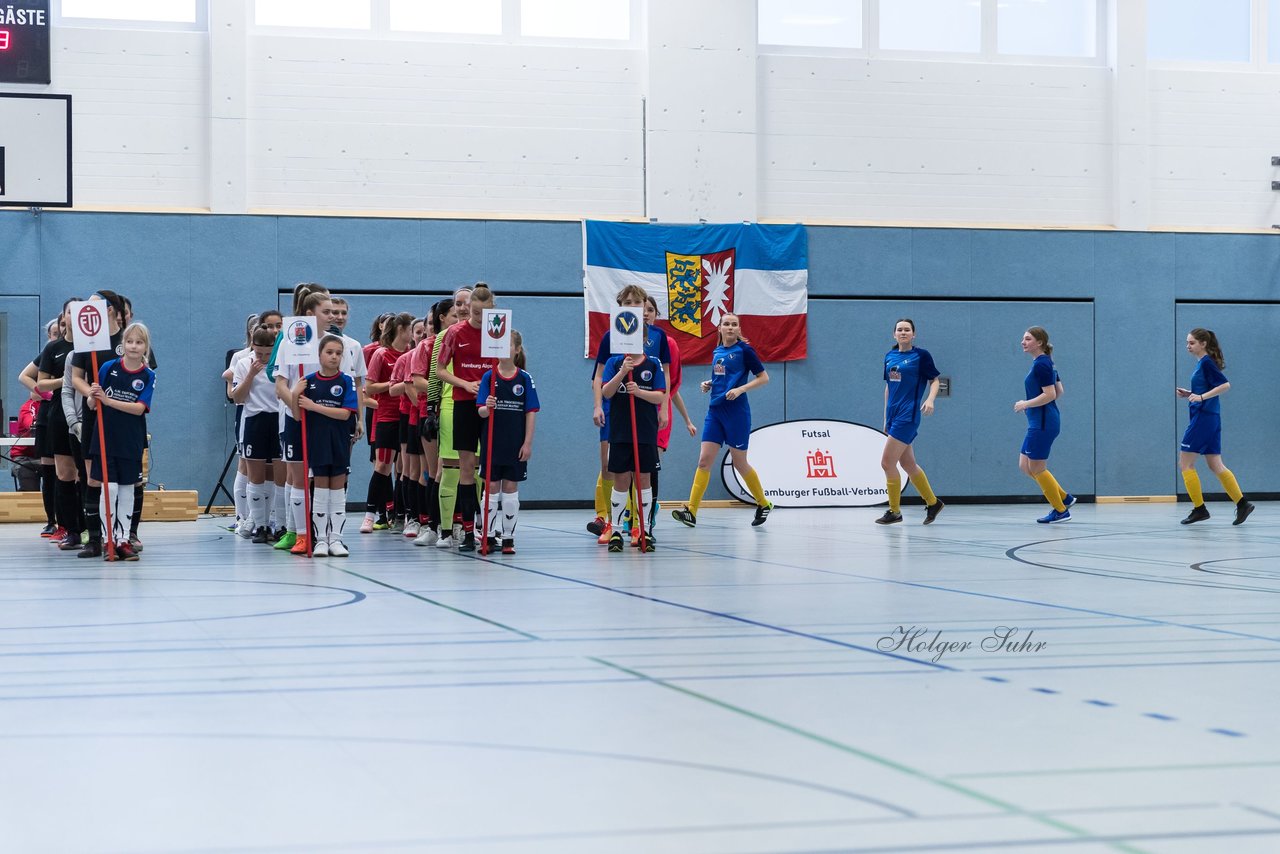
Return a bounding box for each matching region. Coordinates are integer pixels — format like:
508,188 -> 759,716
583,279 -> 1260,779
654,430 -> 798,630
0,1 -> 51,85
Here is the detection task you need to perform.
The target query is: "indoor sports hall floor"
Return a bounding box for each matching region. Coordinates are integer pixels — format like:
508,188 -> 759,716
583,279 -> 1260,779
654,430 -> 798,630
1,503 -> 1276,854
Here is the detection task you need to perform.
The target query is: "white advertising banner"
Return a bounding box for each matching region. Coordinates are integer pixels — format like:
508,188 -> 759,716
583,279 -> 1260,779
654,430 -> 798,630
722,419 -> 889,507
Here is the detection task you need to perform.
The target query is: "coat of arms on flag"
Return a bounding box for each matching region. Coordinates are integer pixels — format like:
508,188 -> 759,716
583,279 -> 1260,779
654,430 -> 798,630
583,221 -> 808,365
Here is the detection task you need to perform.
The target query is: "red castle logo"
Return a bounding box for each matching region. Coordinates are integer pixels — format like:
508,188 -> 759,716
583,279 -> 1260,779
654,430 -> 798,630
806,449 -> 837,479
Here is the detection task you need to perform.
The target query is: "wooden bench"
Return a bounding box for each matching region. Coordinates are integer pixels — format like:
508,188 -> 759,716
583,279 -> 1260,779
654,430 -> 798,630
0,489 -> 199,523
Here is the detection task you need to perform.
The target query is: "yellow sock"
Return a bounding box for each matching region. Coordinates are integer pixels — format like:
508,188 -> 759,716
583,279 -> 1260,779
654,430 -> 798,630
742,468 -> 769,507
1034,471 -> 1066,512
1216,469 -> 1243,503
594,474 -> 611,518
688,468 -> 710,515
887,478 -> 902,513
909,470 -> 937,506
1182,470 -> 1203,506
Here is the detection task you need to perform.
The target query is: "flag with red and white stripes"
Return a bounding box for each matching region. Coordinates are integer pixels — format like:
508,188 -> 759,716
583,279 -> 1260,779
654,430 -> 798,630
583,220 -> 808,364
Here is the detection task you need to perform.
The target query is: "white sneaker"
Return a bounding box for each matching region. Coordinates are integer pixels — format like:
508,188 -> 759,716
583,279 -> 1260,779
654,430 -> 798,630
313,540 -> 329,557
359,514 -> 374,534
413,526 -> 436,546
452,522 -> 464,543
237,519 -> 254,539
404,520 -> 421,538
327,540 -> 349,557
434,534 -> 454,549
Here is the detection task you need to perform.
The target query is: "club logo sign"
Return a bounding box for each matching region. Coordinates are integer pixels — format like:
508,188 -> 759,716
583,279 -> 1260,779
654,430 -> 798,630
487,313 -> 507,339
721,419 -> 889,507
289,321 -> 313,346
614,310 -> 640,336
77,305 -> 101,338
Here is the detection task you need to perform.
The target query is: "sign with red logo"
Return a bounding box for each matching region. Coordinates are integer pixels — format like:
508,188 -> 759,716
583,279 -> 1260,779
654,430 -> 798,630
481,309 -> 512,359
722,419 -> 888,507
69,300 -> 110,353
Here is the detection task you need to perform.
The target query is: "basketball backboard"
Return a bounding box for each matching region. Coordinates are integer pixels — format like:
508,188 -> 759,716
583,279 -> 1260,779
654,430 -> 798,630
0,93 -> 71,207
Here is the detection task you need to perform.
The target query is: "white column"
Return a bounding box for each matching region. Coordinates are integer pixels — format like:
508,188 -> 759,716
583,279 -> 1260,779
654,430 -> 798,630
1110,0 -> 1150,230
645,0 -> 758,222
209,0 -> 249,213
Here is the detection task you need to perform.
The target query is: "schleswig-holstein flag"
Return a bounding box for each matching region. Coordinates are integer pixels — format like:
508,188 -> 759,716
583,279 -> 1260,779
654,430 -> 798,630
583,221 -> 808,365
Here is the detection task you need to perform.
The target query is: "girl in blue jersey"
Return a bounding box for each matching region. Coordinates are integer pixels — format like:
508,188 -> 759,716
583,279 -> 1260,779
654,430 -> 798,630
291,334 -> 359,556
1013,327 -> 1075,523
672,313 -> 773,527
477,331 -> 539,555
1176,328 -> 1253,525
877,318 -> 944,525
85,322 -> 155,562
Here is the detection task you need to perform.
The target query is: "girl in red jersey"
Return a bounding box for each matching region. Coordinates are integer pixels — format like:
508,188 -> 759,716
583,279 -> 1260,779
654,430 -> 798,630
392,317 -> 428,536
361,313 -> 412,533
436,285 -> 495,553
410,299 -> 458,546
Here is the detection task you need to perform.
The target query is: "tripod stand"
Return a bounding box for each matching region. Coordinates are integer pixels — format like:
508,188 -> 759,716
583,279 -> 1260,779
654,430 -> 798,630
204,446 -> 237,515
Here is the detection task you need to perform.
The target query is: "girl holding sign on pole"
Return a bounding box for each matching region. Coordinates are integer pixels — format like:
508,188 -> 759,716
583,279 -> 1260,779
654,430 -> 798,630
477,330 -> 538,555
68,290 -> 128,560
85,323 -> 155,562
672,313 -> 773,529
601,336 -> 665,554
291,335 -> 359,556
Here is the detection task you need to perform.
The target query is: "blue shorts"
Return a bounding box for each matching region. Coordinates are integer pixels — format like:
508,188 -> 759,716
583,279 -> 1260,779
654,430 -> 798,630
702,405 -> 751,450
90,455 -> 142,485
280,416 -> 304,463
1021,424 -> 1059,461
1181,414 -> 1221,456
886,418 -> 919,445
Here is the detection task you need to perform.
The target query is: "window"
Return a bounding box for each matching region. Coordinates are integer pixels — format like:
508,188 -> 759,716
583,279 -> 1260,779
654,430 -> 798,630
1148,0 -> 1251,62
520,0 -> 629,40
880,0 -> 980,53
391,0 -> 501,35
1269,0 -> 1280,62
998,0 -> 1096,57
60,0 -> 199,24
255,0 -> 371,30
759,0 -> 863,49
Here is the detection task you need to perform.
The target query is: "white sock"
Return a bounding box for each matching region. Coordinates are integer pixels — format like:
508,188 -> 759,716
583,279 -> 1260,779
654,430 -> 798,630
291,484 -> 307,536
330,487 -> 347,541
312,487 -> 330,544
248,481 -> 268,529
502,491 -> 519,539
116,484 -> 136,543
610,489 -> 628,529
485,487 -> 502,540
233,470 -> 249,522
99,482 -> 115,544
639,488 -> 652,532
278,483 -> 291,531
267,481 -> 282,528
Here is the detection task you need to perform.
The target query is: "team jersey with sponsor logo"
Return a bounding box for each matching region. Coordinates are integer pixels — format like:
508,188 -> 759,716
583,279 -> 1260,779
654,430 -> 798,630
87,358 -> 155,461
883,347 -> 940,428
367,346 -> 406,423
708,340 -> 764,408
478,367 -> 540,466
438,321 -> 490,402
603,355 -> 666,445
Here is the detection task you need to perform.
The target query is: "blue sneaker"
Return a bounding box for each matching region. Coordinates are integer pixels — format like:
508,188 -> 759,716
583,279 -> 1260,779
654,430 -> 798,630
1037,508 -> 1071,524
1063,494 -> 1077,508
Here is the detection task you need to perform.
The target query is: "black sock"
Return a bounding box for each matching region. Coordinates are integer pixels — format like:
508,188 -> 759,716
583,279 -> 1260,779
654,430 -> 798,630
458,484 -> 475,532
649,468 -> 659,529
83,484 -> 102,543
40,465 -> 56,526
56,478 -> 80,536
426,477 -> 439,529
131,483 -> 144,536
403,477 -> 417,521
365,472 -> 383,515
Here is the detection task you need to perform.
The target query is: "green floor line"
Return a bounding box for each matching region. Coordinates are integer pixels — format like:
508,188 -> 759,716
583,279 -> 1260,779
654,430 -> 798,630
590,656 -> 1148,854
331,566 -> 540,640
951,759 -> 1280,779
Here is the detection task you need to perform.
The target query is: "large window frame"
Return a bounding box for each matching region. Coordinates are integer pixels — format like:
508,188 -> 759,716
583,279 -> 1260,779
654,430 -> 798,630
760,0 -> 1107,66
54,0 -> 208,31
1148,0 -> 1279,69
252,0 -> 642,49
